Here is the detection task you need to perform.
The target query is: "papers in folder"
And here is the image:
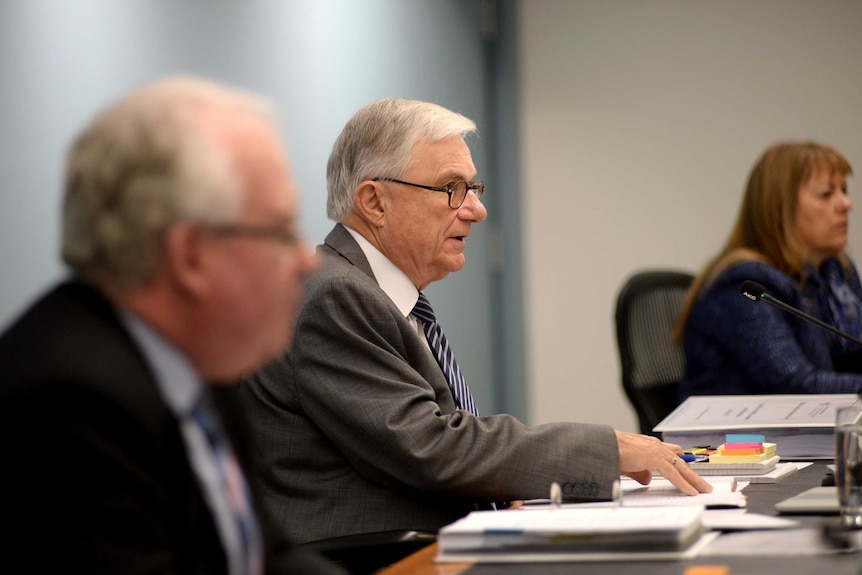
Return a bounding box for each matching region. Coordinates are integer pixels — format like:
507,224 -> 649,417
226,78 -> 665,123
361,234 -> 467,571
653,393 -> 858,458
435,506 -> 718,563
436,477 -> 754,562
522,476 -> 746,509
618,476 -> 746,508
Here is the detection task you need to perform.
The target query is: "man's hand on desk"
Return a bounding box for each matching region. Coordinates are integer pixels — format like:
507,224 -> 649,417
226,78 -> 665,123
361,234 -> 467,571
615,430 -> 713,496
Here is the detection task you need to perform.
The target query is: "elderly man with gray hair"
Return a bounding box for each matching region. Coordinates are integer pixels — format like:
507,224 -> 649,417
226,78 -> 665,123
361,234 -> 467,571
240,98 -> 711,551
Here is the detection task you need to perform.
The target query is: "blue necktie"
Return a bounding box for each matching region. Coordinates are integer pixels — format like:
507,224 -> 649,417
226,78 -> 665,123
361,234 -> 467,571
412,293 -> 479,415
191,393 -> 264,575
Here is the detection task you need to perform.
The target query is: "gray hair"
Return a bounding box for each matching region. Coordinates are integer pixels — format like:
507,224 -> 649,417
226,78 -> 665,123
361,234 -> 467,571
326,98 -> 477,221
62,75 -> 277,289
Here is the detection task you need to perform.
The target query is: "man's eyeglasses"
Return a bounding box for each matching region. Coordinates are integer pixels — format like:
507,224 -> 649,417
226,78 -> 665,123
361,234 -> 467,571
372,177 -> 484,209
202,222 -> 300,246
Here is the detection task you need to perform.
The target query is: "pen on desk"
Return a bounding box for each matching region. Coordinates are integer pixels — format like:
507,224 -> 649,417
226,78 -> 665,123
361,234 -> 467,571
611,478 -> 622,508
682,449 -> 712,462
680,453 -> 709,463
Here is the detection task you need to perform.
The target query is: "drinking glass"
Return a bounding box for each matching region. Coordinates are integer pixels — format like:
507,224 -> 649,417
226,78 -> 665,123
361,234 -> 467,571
835,401 -> 862,528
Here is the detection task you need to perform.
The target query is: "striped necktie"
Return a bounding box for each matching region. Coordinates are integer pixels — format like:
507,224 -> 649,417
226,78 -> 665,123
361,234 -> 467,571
412,292 -> 479,415
191,393 -> 264,575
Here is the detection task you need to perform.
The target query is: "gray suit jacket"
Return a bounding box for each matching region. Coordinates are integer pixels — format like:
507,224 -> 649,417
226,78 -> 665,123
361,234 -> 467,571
240,224 -> 620,543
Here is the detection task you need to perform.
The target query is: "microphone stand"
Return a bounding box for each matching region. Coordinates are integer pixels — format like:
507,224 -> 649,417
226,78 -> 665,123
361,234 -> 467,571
760,293 -> 862,348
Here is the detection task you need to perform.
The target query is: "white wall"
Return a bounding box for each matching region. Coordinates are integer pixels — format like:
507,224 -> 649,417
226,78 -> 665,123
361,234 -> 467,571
6,0 -> 862,432
519,0 -> 862,430
0,0 -> 501,411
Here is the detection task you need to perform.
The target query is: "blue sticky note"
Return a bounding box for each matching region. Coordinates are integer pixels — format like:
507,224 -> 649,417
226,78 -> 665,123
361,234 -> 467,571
725,433 -> 765,443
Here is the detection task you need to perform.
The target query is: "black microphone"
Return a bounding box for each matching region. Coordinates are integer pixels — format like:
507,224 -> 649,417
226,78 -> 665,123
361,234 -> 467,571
740,280 -> 862,347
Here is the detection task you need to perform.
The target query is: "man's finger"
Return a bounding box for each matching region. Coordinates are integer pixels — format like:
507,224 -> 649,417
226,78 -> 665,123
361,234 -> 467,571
661,455 -> 705,496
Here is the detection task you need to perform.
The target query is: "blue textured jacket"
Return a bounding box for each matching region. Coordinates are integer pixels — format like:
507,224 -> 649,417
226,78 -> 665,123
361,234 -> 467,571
678,260 -> 862,400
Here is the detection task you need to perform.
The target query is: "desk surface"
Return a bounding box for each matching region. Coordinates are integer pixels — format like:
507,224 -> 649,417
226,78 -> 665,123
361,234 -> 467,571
379,462 -> 861,575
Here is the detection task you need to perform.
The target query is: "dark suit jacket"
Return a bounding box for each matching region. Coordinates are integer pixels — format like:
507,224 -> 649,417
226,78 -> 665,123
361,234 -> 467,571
240,224 -> 620,543
679,259 -> 862,400
0,281 -> 341,574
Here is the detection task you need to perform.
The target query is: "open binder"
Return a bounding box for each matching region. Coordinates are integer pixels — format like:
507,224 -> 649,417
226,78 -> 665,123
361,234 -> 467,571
435,506 -> 712,563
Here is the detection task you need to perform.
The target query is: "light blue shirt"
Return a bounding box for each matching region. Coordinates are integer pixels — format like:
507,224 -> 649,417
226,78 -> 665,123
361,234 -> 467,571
118,308 -> 254,575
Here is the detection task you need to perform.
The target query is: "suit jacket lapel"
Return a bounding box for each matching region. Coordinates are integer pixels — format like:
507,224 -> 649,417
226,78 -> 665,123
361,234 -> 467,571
323,224 -> 377,284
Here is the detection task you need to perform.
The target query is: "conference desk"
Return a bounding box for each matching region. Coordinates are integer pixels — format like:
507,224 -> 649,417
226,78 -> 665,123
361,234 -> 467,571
379,462 -> 862,575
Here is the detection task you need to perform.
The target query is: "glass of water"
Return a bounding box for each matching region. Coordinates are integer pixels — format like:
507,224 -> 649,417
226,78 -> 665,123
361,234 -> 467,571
836,400 -> 862,528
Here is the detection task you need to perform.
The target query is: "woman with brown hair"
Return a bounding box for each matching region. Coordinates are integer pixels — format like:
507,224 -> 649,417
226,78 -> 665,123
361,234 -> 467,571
675,141 -> 862,400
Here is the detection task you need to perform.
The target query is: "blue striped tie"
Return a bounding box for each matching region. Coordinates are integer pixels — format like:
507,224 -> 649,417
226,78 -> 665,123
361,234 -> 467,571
191,393 -> 264,575
412,293 -> 479,415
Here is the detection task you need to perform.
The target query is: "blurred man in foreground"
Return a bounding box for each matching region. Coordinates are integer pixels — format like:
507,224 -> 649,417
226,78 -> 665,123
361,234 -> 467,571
0,75 -> 341,574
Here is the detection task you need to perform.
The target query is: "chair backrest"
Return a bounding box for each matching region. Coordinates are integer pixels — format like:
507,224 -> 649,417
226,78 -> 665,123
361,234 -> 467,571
614,270 -> 694,436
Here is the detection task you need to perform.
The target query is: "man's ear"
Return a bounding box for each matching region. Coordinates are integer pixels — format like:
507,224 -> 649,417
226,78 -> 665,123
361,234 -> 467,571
163,222 -> 212,297
354,181 -> 387,227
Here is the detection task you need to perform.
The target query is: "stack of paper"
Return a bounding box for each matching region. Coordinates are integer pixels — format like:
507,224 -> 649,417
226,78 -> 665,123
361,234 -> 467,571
436,506 -> 711,563
682,434 -> 802,482
619,476 -> 747,508
653,394 -> 858,458
710,439 -> 776,463
524,476 -> 746,509
690,456 -> 778,473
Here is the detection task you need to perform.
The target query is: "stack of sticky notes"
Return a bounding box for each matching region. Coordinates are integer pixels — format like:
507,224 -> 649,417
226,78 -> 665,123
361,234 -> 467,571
686,433 -> 785,477
709,434 -> 777,464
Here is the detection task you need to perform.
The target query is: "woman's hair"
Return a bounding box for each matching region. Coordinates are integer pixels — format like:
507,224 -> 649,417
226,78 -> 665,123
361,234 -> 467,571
674,141 -> 853,342
325,98 -> 477,222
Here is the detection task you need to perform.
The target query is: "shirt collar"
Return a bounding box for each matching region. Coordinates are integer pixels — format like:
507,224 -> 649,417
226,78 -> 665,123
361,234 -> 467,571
117,306 -> 203,416
343,225 -> 419,317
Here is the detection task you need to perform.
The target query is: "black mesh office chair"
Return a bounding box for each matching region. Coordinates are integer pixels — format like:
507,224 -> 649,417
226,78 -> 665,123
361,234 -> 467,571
614,270 -> 694,437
